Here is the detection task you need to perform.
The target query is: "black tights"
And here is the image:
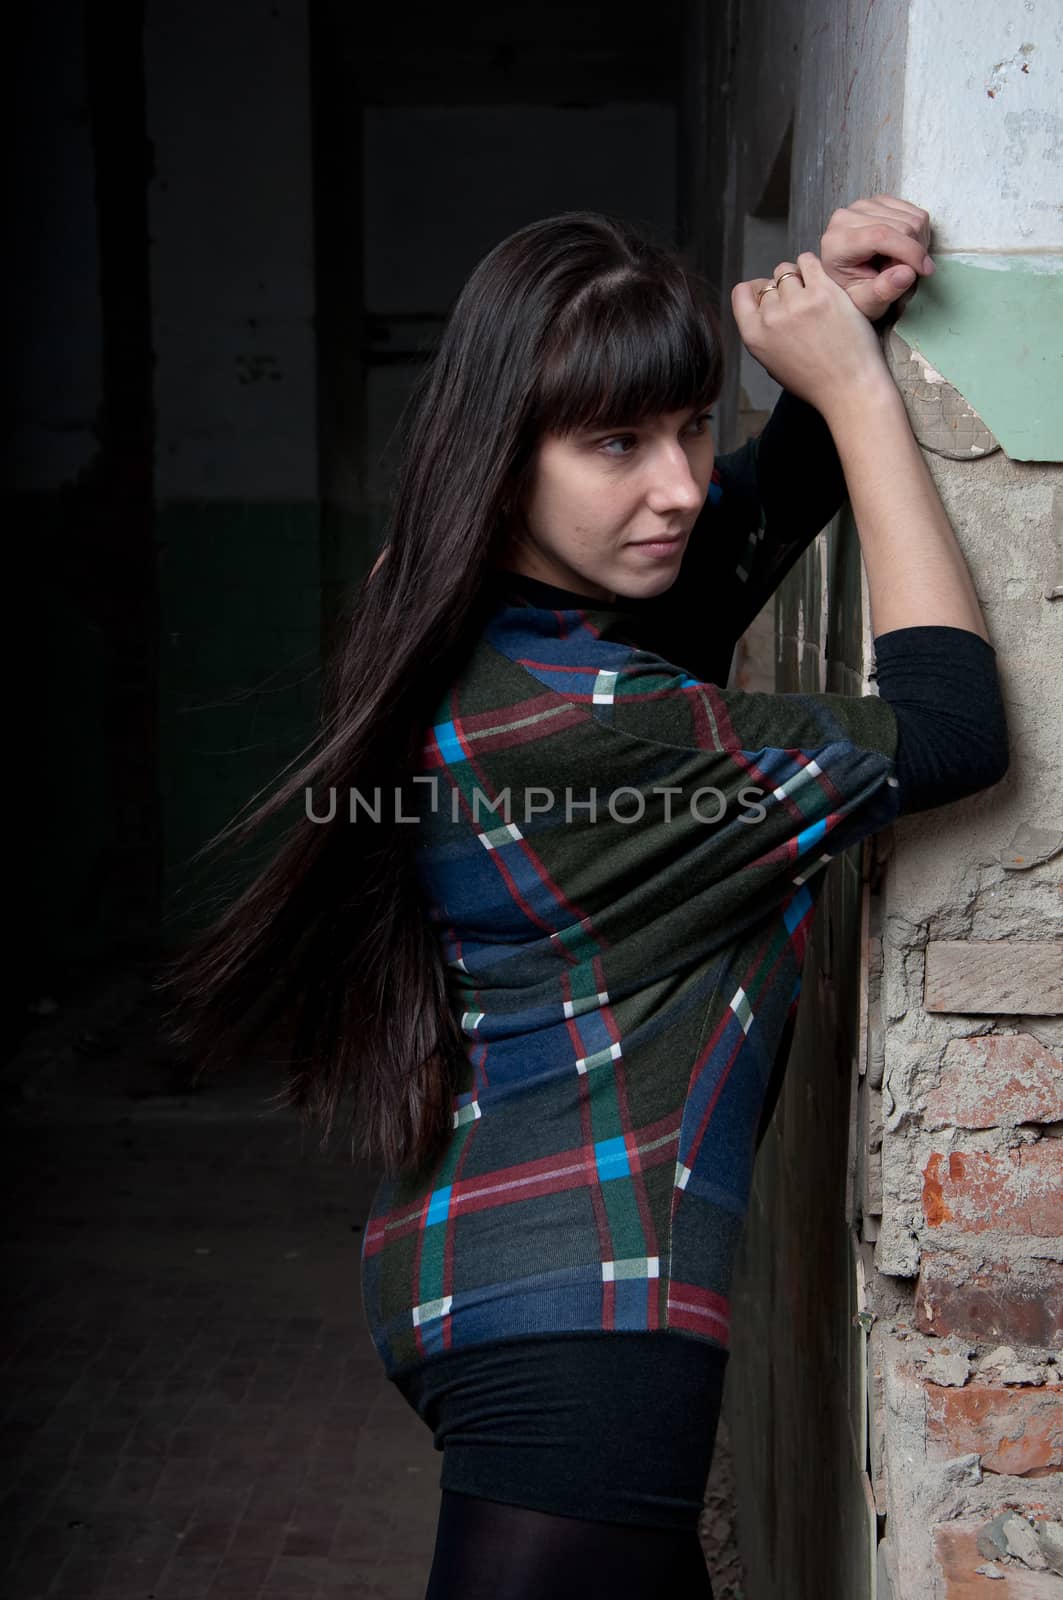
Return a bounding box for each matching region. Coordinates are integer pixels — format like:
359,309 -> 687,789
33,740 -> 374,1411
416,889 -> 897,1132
424,1488 -> 714,1599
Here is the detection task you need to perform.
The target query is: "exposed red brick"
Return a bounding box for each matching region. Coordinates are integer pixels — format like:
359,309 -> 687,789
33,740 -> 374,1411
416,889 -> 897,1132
921,1145 -> 1063,1236
923,1152 -> 949,1224
916,1256 -> 1063,1347
934,1519 -> 1063,1597
924,1036 -> 1063,1131
925,1382 -> 1063,1477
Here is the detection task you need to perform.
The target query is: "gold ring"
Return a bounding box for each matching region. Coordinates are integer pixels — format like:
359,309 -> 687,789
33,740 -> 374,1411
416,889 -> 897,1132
774,271 -> 803,286
755,283 -> 779,305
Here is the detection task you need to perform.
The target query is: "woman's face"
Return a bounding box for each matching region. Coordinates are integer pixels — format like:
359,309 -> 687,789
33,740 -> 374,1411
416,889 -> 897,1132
498,405 -> 716,603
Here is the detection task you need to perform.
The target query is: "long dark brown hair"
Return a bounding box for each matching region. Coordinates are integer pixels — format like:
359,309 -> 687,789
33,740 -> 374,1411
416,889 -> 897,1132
157,210 -> 725,1181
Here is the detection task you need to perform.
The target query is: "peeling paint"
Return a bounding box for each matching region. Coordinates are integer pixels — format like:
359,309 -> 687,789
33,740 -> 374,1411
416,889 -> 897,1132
945,250 -> 1061,274
898,255 -> 1063,460
913,354 -> 946,384
986,42 -> 1036,99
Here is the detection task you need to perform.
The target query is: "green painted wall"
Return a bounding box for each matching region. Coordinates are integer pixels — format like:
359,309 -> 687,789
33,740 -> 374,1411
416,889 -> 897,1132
898,254 -> 1063,462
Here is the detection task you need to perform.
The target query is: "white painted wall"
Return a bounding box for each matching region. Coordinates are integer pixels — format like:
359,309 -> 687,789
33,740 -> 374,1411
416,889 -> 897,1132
902,0 -> 1062,249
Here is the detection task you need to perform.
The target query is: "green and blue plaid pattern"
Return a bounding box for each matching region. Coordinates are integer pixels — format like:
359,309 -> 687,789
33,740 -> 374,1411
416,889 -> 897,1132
360,394 -> 901,1380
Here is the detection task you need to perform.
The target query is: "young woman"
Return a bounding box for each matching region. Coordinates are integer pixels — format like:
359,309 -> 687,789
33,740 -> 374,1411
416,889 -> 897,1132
163,207 -> 1008,1598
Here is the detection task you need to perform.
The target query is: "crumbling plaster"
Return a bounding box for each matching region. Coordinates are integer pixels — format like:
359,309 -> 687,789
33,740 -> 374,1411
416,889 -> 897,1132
719,0 -> 1062,1594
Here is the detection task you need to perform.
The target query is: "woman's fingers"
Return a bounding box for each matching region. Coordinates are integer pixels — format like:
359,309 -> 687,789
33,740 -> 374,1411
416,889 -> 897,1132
821,196 -> 935,292
829,217 -> 933,276
740,264 -> 805,316
848,195 -> 931,248
734,253 -> 817,341
795,250 -> 829,284
731,249 -> 884,409
845,222 -> 930,274
835,195 -> 931,246
731,279 -> 766,343
770,260 -> 804,293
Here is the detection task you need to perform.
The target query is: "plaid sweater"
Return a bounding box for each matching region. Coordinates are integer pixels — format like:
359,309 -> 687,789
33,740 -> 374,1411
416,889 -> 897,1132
360,393 -> 905,1381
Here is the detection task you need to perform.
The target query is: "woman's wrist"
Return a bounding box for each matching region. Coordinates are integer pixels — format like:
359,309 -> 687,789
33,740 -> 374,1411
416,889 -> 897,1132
817,367 -> 905,439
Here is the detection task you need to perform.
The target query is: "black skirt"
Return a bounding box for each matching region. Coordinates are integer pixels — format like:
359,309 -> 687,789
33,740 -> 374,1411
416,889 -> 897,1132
391,1328 -> 729,1532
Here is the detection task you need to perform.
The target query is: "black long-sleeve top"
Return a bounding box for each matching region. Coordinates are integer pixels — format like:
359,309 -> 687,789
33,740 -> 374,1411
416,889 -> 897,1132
498,389 -> 1009,817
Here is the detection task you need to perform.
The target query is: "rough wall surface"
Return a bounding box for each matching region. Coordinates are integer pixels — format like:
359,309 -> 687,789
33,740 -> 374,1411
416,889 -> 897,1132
711,1 -> 1062,1595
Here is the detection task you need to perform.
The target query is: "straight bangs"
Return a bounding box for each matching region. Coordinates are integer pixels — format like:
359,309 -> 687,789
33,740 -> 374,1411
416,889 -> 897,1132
528,270 -> 724,442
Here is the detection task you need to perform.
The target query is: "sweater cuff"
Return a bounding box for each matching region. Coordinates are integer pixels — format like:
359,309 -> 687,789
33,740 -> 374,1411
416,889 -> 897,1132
870,625 -> 1008,814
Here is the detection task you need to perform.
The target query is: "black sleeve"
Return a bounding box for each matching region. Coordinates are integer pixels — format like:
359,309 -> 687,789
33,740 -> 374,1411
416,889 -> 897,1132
870,625 -> 1010,814
693,388 -> 848,642
624,389 -> 848,684
742,388 -> 849,621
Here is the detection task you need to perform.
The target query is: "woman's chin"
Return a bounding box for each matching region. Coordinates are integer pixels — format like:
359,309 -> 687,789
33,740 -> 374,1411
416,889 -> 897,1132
612,563 -> 684,601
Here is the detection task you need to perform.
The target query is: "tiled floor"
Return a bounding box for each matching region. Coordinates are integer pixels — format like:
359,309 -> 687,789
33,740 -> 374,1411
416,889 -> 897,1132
3,974 -> 743,1598
2,1033 -> 442,1600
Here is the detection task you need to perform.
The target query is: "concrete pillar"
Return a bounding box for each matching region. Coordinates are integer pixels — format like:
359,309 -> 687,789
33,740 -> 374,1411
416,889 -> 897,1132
708,1 -> 1062,1594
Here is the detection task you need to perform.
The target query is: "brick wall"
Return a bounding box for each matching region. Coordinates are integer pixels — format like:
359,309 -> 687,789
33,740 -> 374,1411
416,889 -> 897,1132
692,0 -> 1063,1594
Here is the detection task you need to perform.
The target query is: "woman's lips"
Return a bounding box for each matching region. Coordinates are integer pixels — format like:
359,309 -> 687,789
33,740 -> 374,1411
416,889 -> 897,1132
630,536 -> 684,557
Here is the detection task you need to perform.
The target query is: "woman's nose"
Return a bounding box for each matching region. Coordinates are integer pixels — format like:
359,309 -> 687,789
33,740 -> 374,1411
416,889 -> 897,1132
646,447 -> 708,513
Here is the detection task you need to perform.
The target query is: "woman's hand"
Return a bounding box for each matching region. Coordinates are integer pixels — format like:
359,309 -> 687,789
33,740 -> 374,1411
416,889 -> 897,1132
731,252 -> 891,420
820,194 -> 934,324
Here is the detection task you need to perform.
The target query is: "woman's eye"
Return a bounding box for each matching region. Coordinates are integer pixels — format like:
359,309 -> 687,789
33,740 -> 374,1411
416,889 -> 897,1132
599,412 -> 714,457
